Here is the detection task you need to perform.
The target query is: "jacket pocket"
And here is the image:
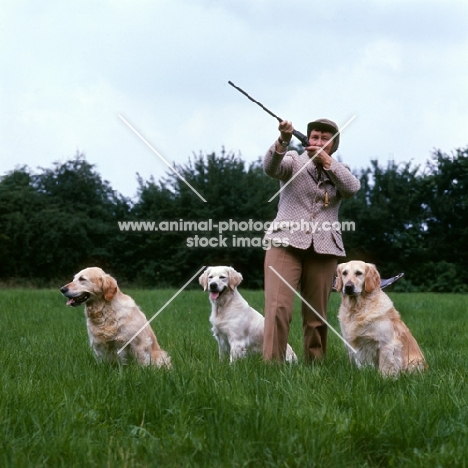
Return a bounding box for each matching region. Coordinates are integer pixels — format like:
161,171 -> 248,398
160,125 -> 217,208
331,229 -> 345,252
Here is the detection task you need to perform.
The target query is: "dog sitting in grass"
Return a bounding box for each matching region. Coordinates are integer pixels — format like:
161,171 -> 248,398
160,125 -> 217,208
60,267 -> 171,368
199,266 -> 297,363
336,261 -> 427,376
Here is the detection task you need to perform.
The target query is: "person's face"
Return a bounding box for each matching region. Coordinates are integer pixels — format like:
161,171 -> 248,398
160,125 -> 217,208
308,130 -> 334,155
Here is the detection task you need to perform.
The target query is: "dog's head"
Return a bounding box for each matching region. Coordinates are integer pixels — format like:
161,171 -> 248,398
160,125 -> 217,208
198,266 -> 243,301
335,261 -> 381,296
60,267 -> 118,307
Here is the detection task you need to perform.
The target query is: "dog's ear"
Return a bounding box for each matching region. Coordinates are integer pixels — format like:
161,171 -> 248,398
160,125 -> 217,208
364,263 -> 380,293
102,274 -> 118,301
335,263 -> 344,292
228,267 -> 243,290
199,268 -> 210,291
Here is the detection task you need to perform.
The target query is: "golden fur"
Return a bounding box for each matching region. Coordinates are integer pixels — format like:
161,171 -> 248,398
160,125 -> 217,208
199,266 -> 297,363
61,267 -> 170,367
336,261 -> 427,376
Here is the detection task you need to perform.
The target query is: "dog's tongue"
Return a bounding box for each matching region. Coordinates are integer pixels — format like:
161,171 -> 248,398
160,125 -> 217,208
66,298 -> 75,306
210,292 -> 220,300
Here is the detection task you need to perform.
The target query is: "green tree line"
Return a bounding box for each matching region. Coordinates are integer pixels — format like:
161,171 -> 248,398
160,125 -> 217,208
1,147 -> 467,292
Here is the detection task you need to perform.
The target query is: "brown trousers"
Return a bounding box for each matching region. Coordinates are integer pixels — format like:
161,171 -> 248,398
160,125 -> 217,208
263,245 -> 337,363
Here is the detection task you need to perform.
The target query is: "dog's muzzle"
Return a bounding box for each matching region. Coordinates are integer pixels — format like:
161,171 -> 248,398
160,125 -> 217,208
208,282 -> 223,301
60,286 -> 91,307
344,282 -> 357,296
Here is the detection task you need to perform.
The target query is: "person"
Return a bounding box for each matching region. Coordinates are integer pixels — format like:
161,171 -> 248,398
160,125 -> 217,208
262,118 -> 360,363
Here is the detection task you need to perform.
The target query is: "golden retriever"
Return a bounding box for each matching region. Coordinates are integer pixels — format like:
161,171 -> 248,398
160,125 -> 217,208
60,267 -> 171,368
335,261 -> 427,376
199,266 -> 297,363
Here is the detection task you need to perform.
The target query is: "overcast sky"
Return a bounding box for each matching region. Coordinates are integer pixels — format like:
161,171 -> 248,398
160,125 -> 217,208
2,0 -> 468,199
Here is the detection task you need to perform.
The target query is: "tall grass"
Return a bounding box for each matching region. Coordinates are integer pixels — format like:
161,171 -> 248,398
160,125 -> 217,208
1,289 -> 467,467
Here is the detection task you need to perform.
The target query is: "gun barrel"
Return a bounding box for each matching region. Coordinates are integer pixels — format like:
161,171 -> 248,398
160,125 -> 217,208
228,81 -> 282,123
228,81 -> 310,147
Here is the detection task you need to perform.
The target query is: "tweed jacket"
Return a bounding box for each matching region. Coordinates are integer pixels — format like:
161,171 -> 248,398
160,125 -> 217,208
263,142 -> 360,256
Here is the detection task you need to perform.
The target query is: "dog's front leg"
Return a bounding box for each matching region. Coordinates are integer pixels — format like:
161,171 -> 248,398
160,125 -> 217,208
378,342 -> 402,377
339,325 -> 356,364
229,343 -> 247,363
215,333 -> 230,360
93,342 -> 121,364
92,342 -> 107,362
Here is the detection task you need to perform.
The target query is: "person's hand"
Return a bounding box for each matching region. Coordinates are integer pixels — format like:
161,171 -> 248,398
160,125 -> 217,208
278,120 -> 293,143
307,145 -> 332,170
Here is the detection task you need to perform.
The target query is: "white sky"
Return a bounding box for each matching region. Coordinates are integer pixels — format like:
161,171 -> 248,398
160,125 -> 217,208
1,0 -> 468,199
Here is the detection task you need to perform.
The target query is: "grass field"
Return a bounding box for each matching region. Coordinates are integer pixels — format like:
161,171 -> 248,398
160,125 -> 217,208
1,287 -> 467,467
